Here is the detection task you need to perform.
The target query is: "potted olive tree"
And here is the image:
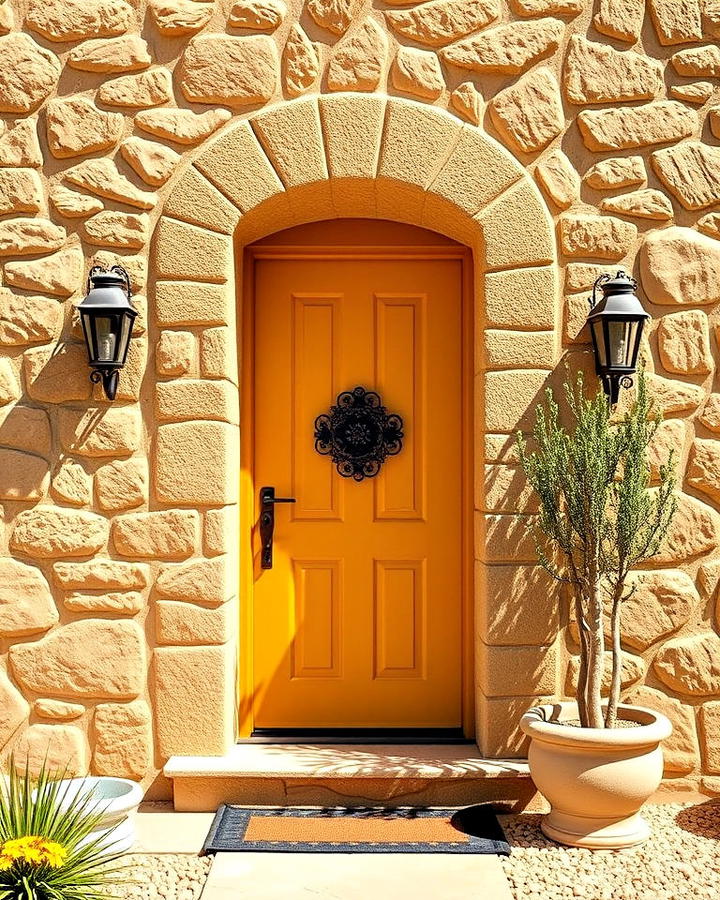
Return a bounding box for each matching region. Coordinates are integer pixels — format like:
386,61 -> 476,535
517,372 -> 676,850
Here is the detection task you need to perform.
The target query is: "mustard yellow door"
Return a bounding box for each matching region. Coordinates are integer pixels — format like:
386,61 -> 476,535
251,245 -> 464,730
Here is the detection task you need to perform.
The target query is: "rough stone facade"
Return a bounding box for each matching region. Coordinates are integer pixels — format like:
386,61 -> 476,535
0,0 -> 720,799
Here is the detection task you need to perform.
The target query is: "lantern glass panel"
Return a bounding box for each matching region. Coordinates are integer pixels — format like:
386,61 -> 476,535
607,320 -> 637,368
118,313 -> 133,365
94,316 -> 117,362
591,319 -> 607,367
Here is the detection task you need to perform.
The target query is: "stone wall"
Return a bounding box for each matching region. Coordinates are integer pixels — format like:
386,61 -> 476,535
0,0 -> 720,798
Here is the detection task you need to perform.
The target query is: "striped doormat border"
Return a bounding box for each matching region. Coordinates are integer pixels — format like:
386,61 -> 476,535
202,805 -> 511,855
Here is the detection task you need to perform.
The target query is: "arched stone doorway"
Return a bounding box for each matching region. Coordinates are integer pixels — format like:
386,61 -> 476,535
151,94 -> 559,762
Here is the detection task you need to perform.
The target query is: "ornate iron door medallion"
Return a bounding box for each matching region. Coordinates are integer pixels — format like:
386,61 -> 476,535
313,386 -> 404,481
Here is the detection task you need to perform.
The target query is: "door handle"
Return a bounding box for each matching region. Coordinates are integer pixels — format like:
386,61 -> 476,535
259,486 -> 296,569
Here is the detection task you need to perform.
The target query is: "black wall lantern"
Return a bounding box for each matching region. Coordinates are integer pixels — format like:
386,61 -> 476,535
587,271 -> 650,406
77,265 -> 137,401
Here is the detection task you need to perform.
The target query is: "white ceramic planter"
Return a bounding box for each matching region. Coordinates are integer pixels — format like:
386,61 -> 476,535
520,702 -> 672,850
56,777 -> 144,854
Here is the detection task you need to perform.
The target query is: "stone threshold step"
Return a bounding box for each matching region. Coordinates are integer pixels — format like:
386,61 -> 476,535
165,744 -> 534,812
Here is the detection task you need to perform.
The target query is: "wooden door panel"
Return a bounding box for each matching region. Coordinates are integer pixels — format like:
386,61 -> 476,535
251,253 -> 464,730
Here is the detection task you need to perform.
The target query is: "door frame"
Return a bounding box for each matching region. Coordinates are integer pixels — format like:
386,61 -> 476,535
238,231 -> 475,739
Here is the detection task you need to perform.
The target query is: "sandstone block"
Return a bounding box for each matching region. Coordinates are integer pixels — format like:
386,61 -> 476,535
654,632 -> 720,695
135,108 -> 232,145
156,556 -> 230,607
386,0 -> 499,47
440,17 -> 563,74
480,564 -> 559,646
645,373 -> 704,415
84,211 -> 149,250
282,24 -> 319,97
652,143 -> 720,211
627,686 -> 699,773
483,644 -> 557,697
700,395 -> 720,432
327,19 -> 388,91
68,35 -> 151,73
13,725 -> 86,778
671,45 -> 720,76
50,459 -> 92,507
11,508 -> 107,559
0,34 -> 60,114
640,227 -> 720,305
391,47 -> 445,100
559,213 -> 636,260
0,448 -> 49,502
120,137 -> 180,188
688,438 -> 720,501
94,701 -> 151,779
511,0 -> 582,11
654,492 -> 720,563
565,263 -> 618,293
154,645 -> 234,755
600,189 -> 673,221
156,282 -> 231,326
155,421 -> 238,505
484,370 -> 549,433
200,327 -> 236,381
50,186 -> 104,219
229,0 -> 287,30
535,149 -> 580,210
478,180 -> 556,269
647,419 -> 686,482
566,651 -> 643,694
584,156 -> 645,190
64,591 -> 144,615
164,167 -> 240,236
181,35 -> 277,105
489,68 -> 563,154
484,330 -> 556,371
95,458 -> 147,511
699,212 -> 720,238
5,248 -> 83,298
593,0 -> 644,42
157,601 -> 232,646
252,98 -> 327,188
578,102 -> 697,151
450,82 -> 482,125
485,266 -> 556,330
64,158 -> 155,210
53,560 -> 149,591
0,293 -> 62,347
670,82 -> 714,104
26,0 -> 134,42
101,69 -> 170,110
34,700 -> 84,721
0,672 -> 29,748
112,510 -> 199,559
156,379 -> 237,423
0,219 -> 65,256
156,331 -> 194,376
204,506 -> 238,557
621,570 -> 698,651
483,513 -> 537,563
0,405 -> 51,457
0,169 -> 42,215
0,359 -> 19,405
149,0 -> 213,36
563,35 -> 662,105
648,0 -> 702,45
657,310 -> 712,375
11,621 -> 145,700
24,344 -> 91,402
58,406 -> 142,457
700,702 -> 720,773
307,0 -> 360,35
0,119 -> 43,168
195,119 -> 283,212
154,219 -> 232,284
319,94 -> 385,185
0,559 -> 57,636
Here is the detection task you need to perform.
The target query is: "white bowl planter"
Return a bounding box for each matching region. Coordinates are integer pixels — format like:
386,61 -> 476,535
54,777 -> 143,855
520,702 -> 672,850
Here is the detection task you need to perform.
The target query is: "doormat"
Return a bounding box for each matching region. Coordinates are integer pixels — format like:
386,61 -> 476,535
201,805 -> 510,855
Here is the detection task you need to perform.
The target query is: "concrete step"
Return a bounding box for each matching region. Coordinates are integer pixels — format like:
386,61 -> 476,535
164,744 -> 535,812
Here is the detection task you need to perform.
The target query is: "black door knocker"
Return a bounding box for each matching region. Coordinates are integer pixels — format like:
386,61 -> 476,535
313,386 -> 404,482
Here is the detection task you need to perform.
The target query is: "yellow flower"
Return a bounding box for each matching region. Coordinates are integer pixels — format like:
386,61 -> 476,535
0,836 -> 68,869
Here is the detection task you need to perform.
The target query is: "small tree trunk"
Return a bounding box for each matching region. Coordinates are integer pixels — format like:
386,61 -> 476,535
605,582 -> 624,728
585,559 -> 605,728
574,592 -> 590,727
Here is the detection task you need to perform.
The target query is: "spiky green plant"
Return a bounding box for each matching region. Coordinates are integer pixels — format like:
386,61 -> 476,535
517,371 -> 676,729
0,760 -> 128,900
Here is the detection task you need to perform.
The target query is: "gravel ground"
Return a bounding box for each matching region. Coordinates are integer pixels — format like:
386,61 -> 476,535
110,854 -> 212,900
502,801 -> 720,900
